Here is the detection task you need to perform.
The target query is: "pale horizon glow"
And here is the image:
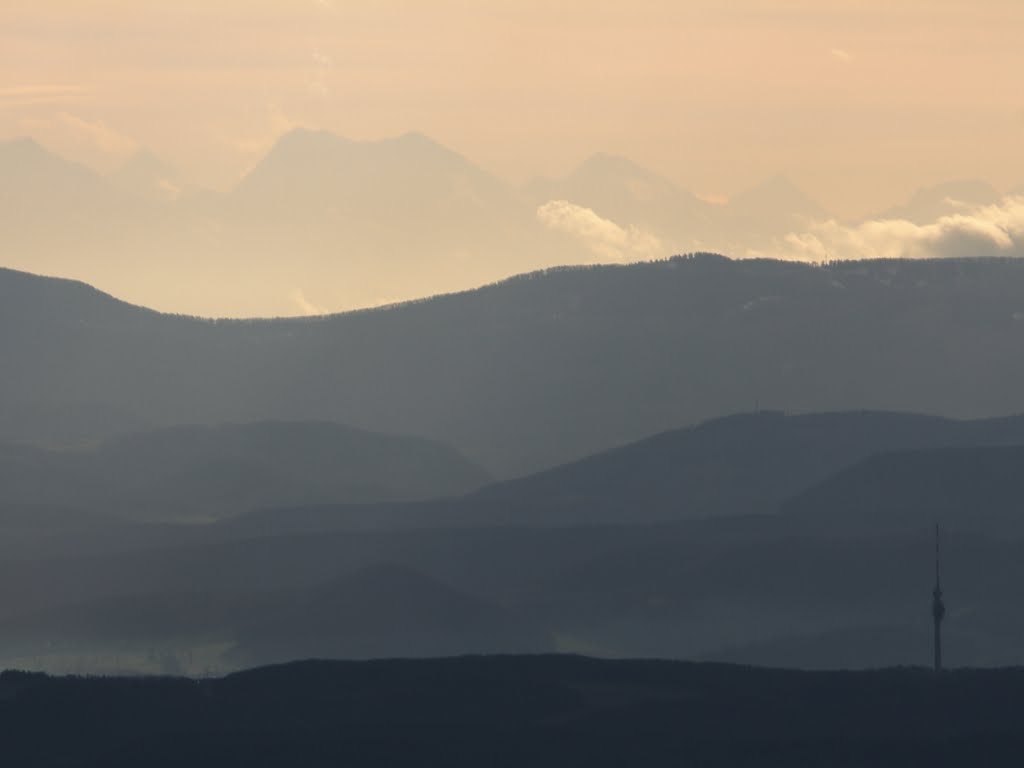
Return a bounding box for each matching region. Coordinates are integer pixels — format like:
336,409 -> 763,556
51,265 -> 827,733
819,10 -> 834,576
3,1 -> 1024,218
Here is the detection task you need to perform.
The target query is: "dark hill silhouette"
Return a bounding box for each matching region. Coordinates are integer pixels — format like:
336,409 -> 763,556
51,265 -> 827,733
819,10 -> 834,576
11,255 -> 1024,475
705,615 -> 1024,670
705,624 -> 941,669
0,421 -> 488,522
3,657 -> 1024,766
0,260 -> 155,323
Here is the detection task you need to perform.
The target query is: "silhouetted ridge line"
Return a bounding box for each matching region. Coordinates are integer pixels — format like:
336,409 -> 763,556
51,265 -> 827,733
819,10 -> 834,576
4,657 -> 1024,766
10,256 -> 1024,475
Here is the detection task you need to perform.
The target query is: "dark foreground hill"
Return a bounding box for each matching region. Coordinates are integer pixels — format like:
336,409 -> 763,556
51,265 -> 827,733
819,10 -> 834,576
10,255 -> 1024,476
3,656 -> 1024,767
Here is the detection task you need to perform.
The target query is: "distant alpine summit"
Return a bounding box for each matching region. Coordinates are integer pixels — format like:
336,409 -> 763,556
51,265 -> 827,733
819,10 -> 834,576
1,130 -> 833,316
4,129 -> 1024,316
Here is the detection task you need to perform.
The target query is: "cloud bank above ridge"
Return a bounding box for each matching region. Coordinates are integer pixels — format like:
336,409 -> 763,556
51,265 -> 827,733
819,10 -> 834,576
536,200 -> 664,263
756,195 -> 1024,263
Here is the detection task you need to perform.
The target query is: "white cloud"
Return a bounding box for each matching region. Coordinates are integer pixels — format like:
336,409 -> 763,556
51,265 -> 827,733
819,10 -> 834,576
752,195 -> 1024,263
830,48 -> 853,63
536,200 -> 663,263
289,288 -> 325,316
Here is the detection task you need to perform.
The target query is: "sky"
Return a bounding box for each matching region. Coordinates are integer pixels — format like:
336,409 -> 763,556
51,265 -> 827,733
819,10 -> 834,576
4,0 -> 1024,219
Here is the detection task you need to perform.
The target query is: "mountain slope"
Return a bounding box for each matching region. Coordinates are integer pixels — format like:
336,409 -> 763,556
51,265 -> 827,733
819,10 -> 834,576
464,410 -> 1024,525
526,152 -> 714,252
0,130 -> 596,316
9,255 -> 1024,476
0,421 -> 489,521
782,444 -> 1024,533
724,173 -> 827,231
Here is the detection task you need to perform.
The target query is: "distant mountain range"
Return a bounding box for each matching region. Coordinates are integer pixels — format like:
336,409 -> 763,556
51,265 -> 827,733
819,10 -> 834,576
873,178 -> 1003,223
7,129 -> 1024,318
0,129 -> 879,317
0,128 -> 839,316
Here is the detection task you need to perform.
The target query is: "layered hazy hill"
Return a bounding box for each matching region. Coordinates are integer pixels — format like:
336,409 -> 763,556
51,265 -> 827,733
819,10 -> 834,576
461,411 -> 1024,526
226,564 -> 547,666
8,253 -> 1024,671
0,421 -> 487,522
8,255 -> 1024,476
6,409 -> 1024,670
229,410 -> 1024,532
782,444 -> 1024,533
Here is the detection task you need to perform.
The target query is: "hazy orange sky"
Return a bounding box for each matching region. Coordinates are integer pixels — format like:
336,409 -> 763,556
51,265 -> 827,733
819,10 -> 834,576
3,0 -> 1024,218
